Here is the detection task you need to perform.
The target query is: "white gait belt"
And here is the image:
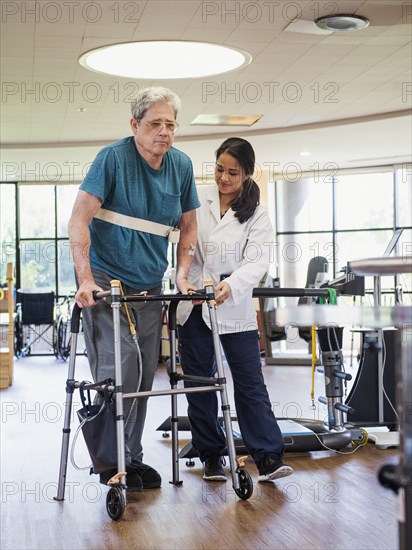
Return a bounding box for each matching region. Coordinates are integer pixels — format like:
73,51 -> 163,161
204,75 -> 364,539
94,208 -> 180,243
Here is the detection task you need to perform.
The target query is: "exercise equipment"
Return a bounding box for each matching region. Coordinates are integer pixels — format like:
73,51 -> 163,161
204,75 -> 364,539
158,286 -> 362,459
259,257 -> 330,364
54,280 -> 254,521
345,255 -> 411,550
346,328 -> 397,426
275,256 -> 411,550
158,416 -> 354,462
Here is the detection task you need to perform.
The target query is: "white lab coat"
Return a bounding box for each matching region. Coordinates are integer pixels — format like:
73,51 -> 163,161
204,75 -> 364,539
177,185 -> 275,334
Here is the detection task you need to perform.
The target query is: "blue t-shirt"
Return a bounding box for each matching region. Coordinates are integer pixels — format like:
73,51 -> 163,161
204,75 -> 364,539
80,136 -> 200,288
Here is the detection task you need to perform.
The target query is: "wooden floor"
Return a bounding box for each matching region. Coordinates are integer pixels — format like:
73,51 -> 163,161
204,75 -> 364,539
0,353 -> 400,550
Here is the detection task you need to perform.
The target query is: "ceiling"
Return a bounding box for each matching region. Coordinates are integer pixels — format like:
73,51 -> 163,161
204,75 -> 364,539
1,0 -> 411,181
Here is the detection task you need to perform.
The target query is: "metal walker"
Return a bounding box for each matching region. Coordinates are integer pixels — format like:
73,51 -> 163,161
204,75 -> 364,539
54,279 -> 254,520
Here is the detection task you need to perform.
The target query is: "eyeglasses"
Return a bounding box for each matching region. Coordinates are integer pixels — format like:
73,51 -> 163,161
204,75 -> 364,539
143,120 -> 179,133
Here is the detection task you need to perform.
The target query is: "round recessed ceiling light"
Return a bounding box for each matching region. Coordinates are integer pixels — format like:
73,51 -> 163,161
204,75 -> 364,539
315,14 -> 370,32
79,41 -> 252,79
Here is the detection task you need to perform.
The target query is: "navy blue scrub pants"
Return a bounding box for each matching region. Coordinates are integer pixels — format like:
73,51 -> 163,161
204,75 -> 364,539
177,306 -> 284,467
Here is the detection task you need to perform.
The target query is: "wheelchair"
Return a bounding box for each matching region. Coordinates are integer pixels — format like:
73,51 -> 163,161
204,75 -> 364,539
52,294 -> 75,361
14,290 -> 55,357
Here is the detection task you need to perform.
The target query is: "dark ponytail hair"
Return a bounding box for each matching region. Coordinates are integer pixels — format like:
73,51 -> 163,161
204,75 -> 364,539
215,137 -> 260,224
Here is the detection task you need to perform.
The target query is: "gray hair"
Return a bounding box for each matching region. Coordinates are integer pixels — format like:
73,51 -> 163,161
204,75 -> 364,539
130,86 -> 181,121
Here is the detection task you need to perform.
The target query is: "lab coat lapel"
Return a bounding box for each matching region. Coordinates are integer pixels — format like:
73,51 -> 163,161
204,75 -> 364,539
205,185 -> 237,228
206,185 -> 221,225
218,208 -> 236,227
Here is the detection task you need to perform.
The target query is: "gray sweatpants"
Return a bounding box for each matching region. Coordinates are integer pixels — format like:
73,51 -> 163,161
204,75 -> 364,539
81,269 -> 163,463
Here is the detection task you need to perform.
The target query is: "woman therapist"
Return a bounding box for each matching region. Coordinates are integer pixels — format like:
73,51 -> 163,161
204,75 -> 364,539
177,137 -> 293,482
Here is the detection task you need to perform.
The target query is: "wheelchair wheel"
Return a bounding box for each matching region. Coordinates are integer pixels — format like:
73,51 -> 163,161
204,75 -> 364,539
106,487 -> 126,521
57,317 -> 71,360
14,315 -> 24,358
52,320 -> 59,358
234,469 -> 253,500
23,343 -> 31,357
53,316 -> 71,360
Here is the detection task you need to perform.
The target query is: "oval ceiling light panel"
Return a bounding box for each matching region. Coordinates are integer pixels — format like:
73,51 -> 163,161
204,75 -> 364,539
79,41 -> 252,79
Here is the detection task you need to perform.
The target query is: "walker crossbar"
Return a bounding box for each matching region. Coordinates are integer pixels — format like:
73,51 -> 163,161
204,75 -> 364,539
123,386 -> 223,399
55,280 -> 254,520
69,383 -> 222,398
98,290 -> 208,303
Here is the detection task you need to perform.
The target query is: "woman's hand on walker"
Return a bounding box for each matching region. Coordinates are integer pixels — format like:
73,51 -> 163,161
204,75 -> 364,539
214,281 -> 231,306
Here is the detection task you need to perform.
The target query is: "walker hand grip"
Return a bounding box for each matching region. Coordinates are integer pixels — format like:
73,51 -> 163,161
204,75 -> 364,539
92,290 -> 111,301
190,289 -> 206,295
71,303 -> 82,333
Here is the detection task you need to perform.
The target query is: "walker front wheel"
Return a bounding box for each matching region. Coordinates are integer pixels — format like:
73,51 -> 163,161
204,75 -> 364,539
106,487 -> 126,521
234,469 -> 253,500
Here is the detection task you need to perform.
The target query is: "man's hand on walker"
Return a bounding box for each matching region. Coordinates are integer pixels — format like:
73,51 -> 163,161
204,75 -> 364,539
175,275 -> 194,295
75,281 -> 103,308
177,277 -> 204,305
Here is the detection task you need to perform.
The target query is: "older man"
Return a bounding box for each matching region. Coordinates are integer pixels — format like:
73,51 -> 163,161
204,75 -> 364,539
68,87 -> 199,491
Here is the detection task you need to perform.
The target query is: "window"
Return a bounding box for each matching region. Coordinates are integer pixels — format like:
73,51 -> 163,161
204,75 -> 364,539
276,177 -> 333,233
0,182 -> 79,297
273,168 -> 411,353
56,186 -> 80,295
396,165 -> 412,228
19,185 -> 56,291
275,169 -> 408,281
276,232 -> 334,308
